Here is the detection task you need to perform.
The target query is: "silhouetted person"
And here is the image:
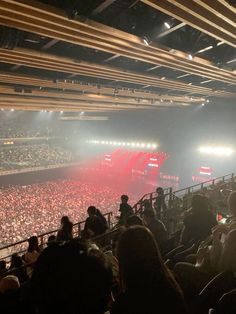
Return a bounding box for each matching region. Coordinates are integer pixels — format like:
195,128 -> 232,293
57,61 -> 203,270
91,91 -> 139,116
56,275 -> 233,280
154,187 -> 167,217
57,216 -> 73,241
143,209 -> 168,252
84,206 -> 107,238
31,240 -> 113,314
111,226 -> 187,314
180,194 -> 217,245
118,195 -> 134,225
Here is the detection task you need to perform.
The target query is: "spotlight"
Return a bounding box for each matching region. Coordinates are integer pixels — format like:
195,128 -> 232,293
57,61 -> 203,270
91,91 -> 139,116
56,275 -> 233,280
188,54 -> 193,60
143,36 -> 149,45
164,22 -> 171,29
10,108 -> 14,111
60,110 -> 63,113
152,144 -> 157,149
201,103 -> 205,107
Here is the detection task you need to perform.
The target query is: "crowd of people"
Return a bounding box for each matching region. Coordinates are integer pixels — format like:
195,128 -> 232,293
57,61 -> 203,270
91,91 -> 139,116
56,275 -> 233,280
1,181 -> 236,313
0,180 -> 136,246
0,145 -> 74,171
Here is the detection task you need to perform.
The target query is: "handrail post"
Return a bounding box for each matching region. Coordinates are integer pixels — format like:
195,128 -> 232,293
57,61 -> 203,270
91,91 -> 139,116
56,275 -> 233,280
108,212 -> 111,229
168,187 -> 173,208
78,223 -> 81,237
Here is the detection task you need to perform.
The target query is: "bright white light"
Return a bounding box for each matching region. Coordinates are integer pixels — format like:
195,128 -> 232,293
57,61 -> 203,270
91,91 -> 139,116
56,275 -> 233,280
127,143 -> 131,146
1,108 -> 4,111
80,112 -> 84,115
141,143 -> 145,148
122,142 -> 126,146
10,108 -> 14,111
152,144 -> 157,149
164,22 -> 171,29
199,146 -> 233,156
201,103 -> 205,107
147,144 -> 152,149
131,143 -> 135,147
188,54 -> 193,60
60,110 -> 63,113
143,38 -> 149,45
101,141 -> 105,144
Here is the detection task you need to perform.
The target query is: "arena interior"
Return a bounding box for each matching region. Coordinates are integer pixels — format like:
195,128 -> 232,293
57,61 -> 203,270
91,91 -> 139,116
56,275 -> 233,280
0,1 -> 236,313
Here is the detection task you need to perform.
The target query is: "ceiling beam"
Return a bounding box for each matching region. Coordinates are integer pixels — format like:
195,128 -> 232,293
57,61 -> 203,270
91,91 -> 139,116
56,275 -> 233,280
156,22 -> 186,39
0,0 -> 235,84
0,48 -> 233,98
91,0 -> 117,16
0,84 -> 205,106
142,0 -> 236,47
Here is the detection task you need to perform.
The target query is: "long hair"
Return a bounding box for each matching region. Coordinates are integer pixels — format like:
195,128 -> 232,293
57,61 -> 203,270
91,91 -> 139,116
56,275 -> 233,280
117,226 -> 182,294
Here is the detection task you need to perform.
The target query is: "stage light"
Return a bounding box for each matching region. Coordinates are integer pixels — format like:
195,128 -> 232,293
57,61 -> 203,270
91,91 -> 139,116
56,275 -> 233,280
152,144 -> 157,149
164,22 -> 171,29
147,144 -> 152,149
122,142 -> 126,146
188,54 -> 193,60
143,36 -> 149,45
136,143 -> 140,147
101,141 -> 105,144
141,143 -> 145,148
201,103 -> 205,107
199,146 -> 233,156
10,108 -> 14,111
131,142 -> 135,147
60,110 -> 63,113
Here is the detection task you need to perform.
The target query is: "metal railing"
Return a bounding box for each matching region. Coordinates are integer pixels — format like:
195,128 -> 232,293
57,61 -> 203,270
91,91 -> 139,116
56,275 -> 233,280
133,173 -> 235,214
0,212 -> 113,263
0,173 -> 235,263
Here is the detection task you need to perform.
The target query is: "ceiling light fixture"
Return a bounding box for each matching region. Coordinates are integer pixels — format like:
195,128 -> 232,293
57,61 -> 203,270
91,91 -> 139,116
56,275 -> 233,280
164,22 -> 171,29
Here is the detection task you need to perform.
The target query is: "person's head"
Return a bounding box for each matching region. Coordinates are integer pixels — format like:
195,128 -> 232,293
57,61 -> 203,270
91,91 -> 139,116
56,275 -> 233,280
156,187 -> 164,195
143,209 -> 155,225
121,195 -> 129,204
191,194 -> 209,214
126,215 -> 144,227
228,191 -> 236,217
0,275 -> 20,294
28,236 -> 39,253
47,235 -> 56,246
87,206 -> 97,217
10,253 -> 23,268
31,240 -> 113,314
61,216 -> 70,225
117,226 -> 173,292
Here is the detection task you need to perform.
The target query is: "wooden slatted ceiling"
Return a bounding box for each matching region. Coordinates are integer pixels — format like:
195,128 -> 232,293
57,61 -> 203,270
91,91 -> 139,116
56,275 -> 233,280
142,0 -> 236,48
0,0 -> 235,86
0,48 -> 234,98
0,84 -> 205,105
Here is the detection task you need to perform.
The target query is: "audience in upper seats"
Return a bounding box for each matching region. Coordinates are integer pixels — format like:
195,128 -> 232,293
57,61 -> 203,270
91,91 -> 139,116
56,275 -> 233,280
56,216 -> 73,241
30,240 -> 113,314
0,144 -> 73,171
125,215 -> 144,227
9,253 -> 28,284
111,226 -> 188,314
118,195 -> 134,225
154,187 -> 167,217
0,178 -> 236,314
24,236 -> 40,265
180,194 -> 217,246
143,208 -> 168,252
84,206 -> 108,238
